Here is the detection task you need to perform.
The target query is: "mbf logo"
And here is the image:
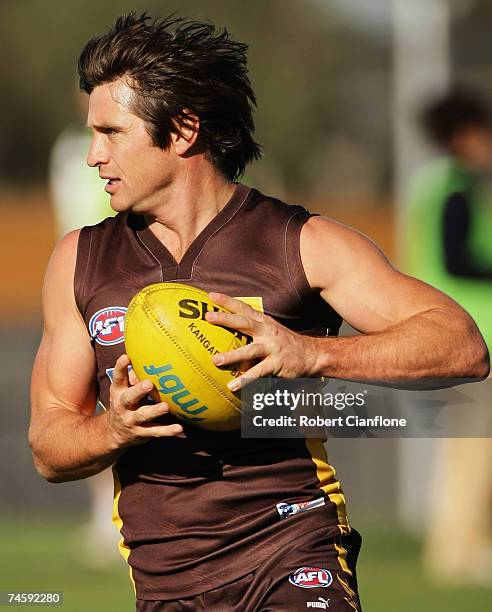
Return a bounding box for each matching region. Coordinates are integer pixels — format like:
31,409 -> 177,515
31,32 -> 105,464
89,307 -> 127,346
289,567 -> 333,589
143,363 -> 207,422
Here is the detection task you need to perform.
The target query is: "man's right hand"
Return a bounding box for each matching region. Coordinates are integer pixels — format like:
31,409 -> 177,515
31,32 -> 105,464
107,354 -> 183,448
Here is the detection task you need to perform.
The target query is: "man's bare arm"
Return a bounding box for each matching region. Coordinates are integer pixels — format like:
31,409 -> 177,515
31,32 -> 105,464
29,231 -> 181,483
301,217 -> 489,385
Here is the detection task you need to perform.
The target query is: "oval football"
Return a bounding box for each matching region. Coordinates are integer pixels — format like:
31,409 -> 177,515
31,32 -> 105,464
124,283 -> 249,431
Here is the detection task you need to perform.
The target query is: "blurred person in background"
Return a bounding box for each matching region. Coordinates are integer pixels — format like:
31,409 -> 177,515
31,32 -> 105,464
50,89 -> 118,566
405,88 -> 492,584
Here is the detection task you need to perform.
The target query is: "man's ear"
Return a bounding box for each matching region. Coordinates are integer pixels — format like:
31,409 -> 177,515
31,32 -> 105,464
170,111 -> 200,155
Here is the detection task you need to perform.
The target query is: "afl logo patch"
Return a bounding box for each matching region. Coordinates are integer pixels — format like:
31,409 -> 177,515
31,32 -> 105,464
89,307 -> 127,346
289,567 -> 333,589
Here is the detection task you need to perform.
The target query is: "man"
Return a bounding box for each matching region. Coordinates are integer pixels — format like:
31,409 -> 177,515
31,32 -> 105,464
405,89 -> 492,584
29,14 -> 489,611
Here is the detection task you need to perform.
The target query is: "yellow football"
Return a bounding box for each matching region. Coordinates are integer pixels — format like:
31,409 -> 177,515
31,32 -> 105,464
124,283 -> 250,431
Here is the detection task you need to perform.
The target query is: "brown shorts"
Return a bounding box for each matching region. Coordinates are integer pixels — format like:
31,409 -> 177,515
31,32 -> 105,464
136,529 -> 362,611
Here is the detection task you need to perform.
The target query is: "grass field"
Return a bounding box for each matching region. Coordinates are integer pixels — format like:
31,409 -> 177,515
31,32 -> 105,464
1,515 -> 490,611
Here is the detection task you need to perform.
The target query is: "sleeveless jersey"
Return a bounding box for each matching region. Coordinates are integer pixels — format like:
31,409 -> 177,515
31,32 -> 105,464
74,183 -> 351,601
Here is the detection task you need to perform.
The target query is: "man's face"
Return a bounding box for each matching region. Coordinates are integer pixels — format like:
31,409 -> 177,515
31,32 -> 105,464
86,79 -> 177,213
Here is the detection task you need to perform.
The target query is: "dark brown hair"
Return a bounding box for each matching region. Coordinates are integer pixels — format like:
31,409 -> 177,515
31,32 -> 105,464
78,13 -> 261,180
422,88 -> 491,148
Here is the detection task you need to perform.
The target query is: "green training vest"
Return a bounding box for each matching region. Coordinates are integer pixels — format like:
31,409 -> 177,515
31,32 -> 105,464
404,157 -> 492,351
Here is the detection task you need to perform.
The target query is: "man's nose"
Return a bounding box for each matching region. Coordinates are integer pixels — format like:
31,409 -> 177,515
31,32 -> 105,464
86,134 -> 109,168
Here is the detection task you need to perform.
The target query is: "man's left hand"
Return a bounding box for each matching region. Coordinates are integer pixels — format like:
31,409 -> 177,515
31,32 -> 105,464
206,292 -> 319,391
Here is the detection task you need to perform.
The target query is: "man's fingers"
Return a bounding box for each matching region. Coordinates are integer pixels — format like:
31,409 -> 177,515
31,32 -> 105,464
120,379 -> 154,409
128,367 -> 140,387
213,343 -> 265,367
134,402 -> 169,424
227,360 -> 272,392
209,292 -> 250,312
205,310 -> 256,334
112,354 -> 131,388
136,423 -> 183,438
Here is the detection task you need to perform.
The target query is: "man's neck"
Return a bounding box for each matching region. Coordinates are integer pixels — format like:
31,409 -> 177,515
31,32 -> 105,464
144,170 -> 237,264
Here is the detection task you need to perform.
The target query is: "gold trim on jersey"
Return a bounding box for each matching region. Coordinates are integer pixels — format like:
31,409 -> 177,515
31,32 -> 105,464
334,541 -> 353,576
337,573 -> 360,611
305,438 -> 351,535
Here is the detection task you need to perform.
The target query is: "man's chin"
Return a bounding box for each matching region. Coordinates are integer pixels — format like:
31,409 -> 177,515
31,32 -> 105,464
109,196 -> 131,213
109,193 -> 150,216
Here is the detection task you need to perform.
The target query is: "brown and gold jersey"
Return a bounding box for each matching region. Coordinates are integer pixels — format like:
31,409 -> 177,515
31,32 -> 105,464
74,183 -> 351,601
